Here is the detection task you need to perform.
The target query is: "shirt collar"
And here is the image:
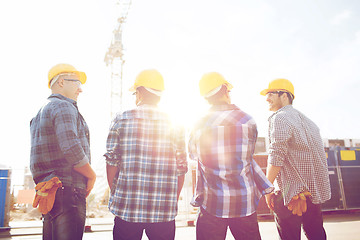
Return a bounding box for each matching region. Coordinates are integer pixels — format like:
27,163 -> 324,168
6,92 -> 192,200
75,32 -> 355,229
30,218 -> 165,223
137,104 -> 158,109
268,104 -> 293,120
48,94 -> 77,106
210,104 -> 239,112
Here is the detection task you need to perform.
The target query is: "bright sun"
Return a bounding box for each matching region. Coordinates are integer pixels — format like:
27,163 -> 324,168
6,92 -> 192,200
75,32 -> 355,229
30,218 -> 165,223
159,89 -> 209,131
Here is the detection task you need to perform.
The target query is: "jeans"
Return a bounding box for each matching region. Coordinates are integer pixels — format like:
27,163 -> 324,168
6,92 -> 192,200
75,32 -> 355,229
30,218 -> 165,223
196,207 -> 261,240
43,186 -> 86,240
113,216 -> 175,240
273,194 -> 326,240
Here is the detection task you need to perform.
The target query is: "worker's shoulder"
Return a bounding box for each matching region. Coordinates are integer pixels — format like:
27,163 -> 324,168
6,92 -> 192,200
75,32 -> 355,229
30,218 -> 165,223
48,98 -> 77,115
233,108 -> 255,121
117,107 -> 170,121
195,109 -> 255,128
38,96 -> 71,114
270,107 -> 295,125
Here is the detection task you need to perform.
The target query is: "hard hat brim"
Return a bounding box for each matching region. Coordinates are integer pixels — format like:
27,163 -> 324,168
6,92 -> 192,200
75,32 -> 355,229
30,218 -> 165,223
260,88 -> 295,99
77,71 -> 87,85
129,85 -> 137,92
227,83 -> 234,91
260,89 -> 270,96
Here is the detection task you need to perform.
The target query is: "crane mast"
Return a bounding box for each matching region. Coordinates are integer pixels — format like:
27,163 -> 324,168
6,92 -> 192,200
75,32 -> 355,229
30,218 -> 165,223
104,0 -> 132,118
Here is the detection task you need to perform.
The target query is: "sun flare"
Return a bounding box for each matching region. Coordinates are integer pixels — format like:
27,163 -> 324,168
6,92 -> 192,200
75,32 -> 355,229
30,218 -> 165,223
159,90 -> 209,131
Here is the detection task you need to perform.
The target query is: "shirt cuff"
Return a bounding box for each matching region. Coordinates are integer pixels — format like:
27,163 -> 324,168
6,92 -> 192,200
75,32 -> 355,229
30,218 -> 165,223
268,154 -> 284,167
106,160 -> 119,167
177,167 -> 188,176
264,186 -> 275,194
104,152 -> 120,167
73,156 -> 89,168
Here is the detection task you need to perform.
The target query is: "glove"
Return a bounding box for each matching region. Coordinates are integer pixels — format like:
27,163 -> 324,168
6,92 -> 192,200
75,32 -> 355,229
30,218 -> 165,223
33,177 -> 62,214
287,191 -> 311,216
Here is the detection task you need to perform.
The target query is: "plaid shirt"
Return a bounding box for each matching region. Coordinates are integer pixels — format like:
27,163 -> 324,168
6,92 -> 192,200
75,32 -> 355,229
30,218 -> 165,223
188,104 -> 274,218
268,105 -> 331,205
104,104 -> 188,223
30,94 -> 90,189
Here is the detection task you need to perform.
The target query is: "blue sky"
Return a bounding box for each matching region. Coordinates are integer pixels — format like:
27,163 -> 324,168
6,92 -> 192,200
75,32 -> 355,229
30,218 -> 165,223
1,0 -> 359,177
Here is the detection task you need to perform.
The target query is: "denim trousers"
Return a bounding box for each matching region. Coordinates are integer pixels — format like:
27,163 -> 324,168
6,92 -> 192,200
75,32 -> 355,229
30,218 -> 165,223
113,216 -> 176,240
42,186 -> 86,240
196,207 -> 261,240
273,194 -> 326,240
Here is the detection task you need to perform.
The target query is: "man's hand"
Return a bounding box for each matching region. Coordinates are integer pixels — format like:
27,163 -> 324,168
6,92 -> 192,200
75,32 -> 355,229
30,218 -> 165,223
265,164 -> 281,212
86,175 -> 96,197
265,192 -> 275,211
106,165 -> 119,191
73,163 -> 96,198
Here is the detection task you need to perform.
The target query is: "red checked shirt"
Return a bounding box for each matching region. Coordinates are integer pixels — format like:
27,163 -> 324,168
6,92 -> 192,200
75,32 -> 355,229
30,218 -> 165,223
189,104 -> 274,218
268,105 -> 331,205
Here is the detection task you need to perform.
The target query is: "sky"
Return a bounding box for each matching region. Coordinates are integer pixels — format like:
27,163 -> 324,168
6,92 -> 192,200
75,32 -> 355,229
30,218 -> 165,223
1,0 -> 359,185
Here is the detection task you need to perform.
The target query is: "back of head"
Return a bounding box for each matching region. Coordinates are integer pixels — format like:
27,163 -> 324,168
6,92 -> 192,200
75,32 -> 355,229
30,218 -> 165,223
137,86 -> 161,105
199,72 -> 233,105
129,69 -> 164,93
129,69 -> 164,106
205,85 -> 229,105
199,72 -> 233,98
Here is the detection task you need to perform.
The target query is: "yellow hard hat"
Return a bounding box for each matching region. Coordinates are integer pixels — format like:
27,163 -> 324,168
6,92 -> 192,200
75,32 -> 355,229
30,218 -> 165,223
129,69 -> 164,92
48,63 -> 86,88
199,72 -> 233,97
260,78 -> 295,98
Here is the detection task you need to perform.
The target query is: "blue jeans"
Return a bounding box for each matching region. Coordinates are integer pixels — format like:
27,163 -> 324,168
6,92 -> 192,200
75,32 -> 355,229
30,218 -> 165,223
43,186 -> 86,240
113,216 -> 175,240
273,194 -> 326,240
196,207 -> 261,240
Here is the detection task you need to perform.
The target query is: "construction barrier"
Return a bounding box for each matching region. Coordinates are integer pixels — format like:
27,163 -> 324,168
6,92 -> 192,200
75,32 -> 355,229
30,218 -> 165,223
322,149 -> 344,211
0,169 -> 11,231
336,148 -> 360,210
254,148 -> 360,215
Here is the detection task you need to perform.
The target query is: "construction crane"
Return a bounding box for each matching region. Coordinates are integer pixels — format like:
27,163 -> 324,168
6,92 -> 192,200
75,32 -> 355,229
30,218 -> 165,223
87,0 -> 133,218
104,0 -> 132,118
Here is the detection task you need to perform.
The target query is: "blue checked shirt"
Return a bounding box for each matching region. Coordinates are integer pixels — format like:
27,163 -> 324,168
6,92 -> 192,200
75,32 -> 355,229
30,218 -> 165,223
189,104 -> 274,218
30,94 -> 90,189
104,104 -> 188,223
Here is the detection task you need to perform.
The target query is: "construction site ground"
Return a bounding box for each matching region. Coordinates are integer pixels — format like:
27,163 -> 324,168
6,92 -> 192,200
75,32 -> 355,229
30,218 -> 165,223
1,211 -> 359,240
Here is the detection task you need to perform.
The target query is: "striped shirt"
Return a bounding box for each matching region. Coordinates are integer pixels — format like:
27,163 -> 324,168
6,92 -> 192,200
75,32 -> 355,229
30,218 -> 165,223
188,104 -> 274,218
268,105 -> 331,205
30,94 -> 90,189
104,104 -> 188,223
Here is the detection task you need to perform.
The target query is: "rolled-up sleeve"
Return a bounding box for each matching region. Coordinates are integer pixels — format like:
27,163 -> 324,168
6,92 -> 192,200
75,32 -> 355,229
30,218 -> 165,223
252,159 -> 274,195
268,115 -> 291,167
53,102 -> 89,167
104,120 -> 121,167
173,126 -> 188,176
188,129 -> 199,161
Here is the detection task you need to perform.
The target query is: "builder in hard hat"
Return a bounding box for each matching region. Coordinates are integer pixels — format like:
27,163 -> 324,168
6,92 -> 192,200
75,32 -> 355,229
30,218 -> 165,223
104,69 -> 187,240
30,63 -> 96,239
261,79 -> 331,239
188,72 -> 274,240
